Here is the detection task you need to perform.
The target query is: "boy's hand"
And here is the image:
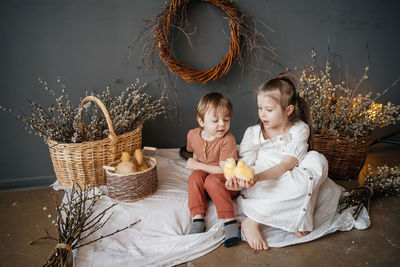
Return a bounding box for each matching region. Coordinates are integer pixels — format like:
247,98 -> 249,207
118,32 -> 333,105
225,177 -> 254,191
185,157 -> 198,170
225,177 -> 242,191
225,177 -> 254,190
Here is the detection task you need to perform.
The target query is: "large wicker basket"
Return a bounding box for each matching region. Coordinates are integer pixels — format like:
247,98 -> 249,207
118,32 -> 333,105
311,133 -> 371,180
47,96 -> 142,188
105,156 -> 158,202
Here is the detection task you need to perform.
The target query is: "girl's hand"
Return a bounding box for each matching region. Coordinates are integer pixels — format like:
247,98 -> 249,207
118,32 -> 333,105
185,158 -> 198,170
240,178 -> 255,189
251,174 -> 260,184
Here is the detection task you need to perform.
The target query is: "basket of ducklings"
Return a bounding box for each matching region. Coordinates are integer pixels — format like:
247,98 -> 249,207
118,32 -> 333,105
104,148 -> 158,202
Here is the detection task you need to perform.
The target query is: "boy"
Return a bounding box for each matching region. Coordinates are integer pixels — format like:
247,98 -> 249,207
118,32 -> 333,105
185,92 -> 240,247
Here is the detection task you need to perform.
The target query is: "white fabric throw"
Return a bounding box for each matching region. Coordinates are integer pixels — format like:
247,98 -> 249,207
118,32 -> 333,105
53,149 -> 370,267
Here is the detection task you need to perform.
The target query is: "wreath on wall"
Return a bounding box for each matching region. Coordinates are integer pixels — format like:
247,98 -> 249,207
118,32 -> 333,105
155,0 -> 242,84
117,0 -> 277,88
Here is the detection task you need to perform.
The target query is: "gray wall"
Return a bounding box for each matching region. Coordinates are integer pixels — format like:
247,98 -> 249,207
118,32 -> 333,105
1,0 -> 400,189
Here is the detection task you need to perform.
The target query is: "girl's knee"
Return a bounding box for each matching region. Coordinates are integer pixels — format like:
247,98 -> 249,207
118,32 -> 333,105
305,151 -> 328,168
301,151 -> 328,180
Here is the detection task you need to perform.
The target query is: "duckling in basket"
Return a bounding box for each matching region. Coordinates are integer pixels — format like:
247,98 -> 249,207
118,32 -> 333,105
134,148 -> 149,171
115,152 -> 137,174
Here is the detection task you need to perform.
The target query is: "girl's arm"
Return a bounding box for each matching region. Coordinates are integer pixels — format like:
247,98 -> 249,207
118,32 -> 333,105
185,158 -> 224,174
254,155 -> 298,182
254,123 -> 309,182
225,156 -> 298,190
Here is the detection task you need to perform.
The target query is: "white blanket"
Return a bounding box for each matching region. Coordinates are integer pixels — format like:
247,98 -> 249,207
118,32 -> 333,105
53,149 -> 370,267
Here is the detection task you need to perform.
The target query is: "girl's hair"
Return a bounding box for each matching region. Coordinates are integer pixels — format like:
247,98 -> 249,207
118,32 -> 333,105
196,92 -> 233,121
257,73 -> 313,144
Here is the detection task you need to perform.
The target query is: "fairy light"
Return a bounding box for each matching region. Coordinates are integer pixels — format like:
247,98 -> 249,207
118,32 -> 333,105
367,102 -> 383,122
298,51 -> 400,140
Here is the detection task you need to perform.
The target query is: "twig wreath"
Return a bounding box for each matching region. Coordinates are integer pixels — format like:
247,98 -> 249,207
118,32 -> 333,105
155,0 -> 242,84
117,0 -> 279,90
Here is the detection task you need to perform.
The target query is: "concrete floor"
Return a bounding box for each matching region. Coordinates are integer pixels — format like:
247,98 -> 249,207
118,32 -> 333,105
1,142 -> 399,267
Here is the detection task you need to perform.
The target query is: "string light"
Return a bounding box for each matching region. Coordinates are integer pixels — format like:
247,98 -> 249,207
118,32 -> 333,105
298,51 -> 400,140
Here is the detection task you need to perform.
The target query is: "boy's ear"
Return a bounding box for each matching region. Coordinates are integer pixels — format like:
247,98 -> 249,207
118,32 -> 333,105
197,116 -> 205,128
286,105 -> 295,116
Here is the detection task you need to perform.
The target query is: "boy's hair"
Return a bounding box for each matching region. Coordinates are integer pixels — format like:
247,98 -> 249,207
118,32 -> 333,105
196,92 -> 233,121
257,72 -> 313,144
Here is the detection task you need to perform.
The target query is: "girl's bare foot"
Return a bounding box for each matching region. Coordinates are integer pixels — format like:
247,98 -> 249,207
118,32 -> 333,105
241,218 -> 269,251
294,231 -> 310,238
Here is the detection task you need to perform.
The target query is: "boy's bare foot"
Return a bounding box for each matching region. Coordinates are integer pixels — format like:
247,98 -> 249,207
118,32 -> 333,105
294,231 -> 310,238
241,218 -> 269,251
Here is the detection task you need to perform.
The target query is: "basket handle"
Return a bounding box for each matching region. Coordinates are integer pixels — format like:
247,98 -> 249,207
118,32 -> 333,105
78,96 -> 118,142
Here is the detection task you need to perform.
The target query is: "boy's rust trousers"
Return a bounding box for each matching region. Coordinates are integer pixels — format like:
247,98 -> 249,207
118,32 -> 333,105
188,170 -> 239,219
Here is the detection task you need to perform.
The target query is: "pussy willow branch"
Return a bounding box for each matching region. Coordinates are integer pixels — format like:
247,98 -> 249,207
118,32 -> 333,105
75,220 -> 141,249
339,164 -> 400,219
1,78 -> 168,144
32,183 -> 140,266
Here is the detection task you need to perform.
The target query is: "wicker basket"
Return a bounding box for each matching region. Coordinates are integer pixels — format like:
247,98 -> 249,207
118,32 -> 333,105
105,156 -> 158,202
47,96 -> 142,188
311,133 -> 371,180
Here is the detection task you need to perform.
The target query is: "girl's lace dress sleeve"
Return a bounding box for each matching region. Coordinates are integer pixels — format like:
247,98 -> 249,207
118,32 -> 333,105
282,121 -> 310,162
238,126 -> 259,166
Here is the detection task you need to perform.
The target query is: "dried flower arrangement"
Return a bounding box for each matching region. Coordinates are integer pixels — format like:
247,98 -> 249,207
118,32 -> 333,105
298,50 -> 400,140
339,164 -> 400,219
30,183 -> 140,266
0,78 -> 168,143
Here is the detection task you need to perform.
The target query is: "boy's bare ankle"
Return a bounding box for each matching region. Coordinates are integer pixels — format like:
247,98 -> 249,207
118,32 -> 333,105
193,213 -> 205,219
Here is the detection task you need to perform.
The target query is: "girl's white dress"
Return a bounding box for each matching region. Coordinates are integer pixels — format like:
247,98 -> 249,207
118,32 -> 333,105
237,121 -> 342,232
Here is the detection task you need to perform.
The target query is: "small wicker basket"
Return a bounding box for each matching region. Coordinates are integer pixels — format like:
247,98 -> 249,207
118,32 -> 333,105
104,156 -> 158,202
47,96 -> 142,188
311,133 -> 371,180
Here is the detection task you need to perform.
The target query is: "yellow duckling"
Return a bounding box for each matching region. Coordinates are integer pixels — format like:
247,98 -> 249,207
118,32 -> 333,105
115,152 -> 137,174
233,160 -> 255,183
134,148 -> 149,171
223,158 -> 236,179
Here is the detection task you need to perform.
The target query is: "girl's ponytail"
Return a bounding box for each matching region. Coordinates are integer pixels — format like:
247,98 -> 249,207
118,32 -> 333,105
295,95 -> 313,147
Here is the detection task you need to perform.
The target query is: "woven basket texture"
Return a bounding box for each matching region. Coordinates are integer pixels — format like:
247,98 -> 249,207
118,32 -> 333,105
105,156 -> 158,202
47,96 -> 142,188
311,133 -> 370,180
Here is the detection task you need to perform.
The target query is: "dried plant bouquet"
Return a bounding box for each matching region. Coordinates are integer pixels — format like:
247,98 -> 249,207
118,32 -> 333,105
298,50 -> 400,140
339,164 -> 400,219
30,183 -> 140,266
1,78 -> 168,144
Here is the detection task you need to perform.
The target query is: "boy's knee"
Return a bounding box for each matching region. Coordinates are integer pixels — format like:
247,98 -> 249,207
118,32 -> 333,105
204,178 -> 218,192
204,175 -> 224,192
188,170 -> 208,184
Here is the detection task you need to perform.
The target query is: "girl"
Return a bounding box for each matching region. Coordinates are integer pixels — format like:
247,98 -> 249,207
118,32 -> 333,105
226,73 -> 341,251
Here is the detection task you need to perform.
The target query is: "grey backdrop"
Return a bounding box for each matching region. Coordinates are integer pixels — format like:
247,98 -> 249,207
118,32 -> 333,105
1,0 -> 400,189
